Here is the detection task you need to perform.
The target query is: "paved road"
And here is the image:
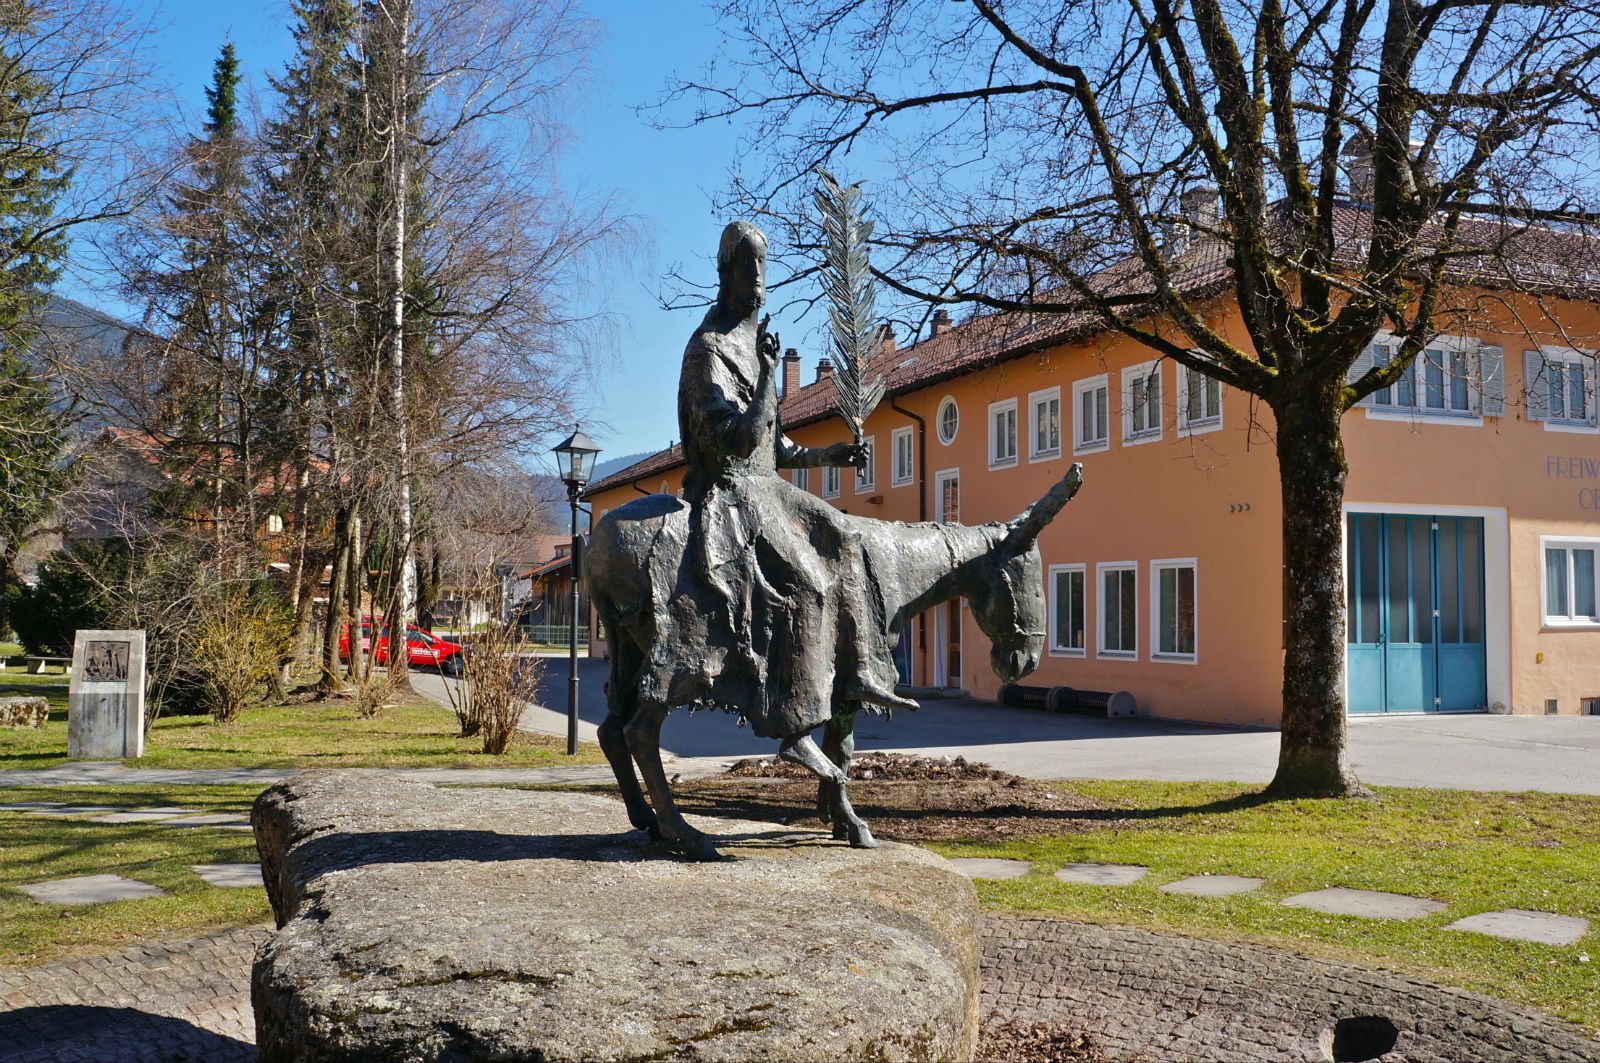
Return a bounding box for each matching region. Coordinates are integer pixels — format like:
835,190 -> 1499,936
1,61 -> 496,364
413,659 -> 1600,795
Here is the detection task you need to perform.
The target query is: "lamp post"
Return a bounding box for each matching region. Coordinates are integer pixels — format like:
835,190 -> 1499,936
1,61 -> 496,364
552,426 -> 600,755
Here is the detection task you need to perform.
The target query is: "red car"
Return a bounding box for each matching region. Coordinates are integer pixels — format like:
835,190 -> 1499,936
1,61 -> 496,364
339,618 -> 464,675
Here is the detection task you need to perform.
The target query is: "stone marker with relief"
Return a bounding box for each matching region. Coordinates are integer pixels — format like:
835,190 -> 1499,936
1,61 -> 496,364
67,629 -> 146,759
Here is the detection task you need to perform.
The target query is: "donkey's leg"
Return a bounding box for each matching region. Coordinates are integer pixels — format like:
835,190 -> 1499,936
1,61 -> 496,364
625,704 -> 723,861
598,631 -> 659,837
780,733 -> 876,849
818,705 -> 859,840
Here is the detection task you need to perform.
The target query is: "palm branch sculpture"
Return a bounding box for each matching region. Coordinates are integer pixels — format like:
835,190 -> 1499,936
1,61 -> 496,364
815,169 -> 886,444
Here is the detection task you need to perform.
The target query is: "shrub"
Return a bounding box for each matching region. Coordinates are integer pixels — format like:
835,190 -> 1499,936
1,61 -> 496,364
458,626 -> 541,755
187,582 -> 295,723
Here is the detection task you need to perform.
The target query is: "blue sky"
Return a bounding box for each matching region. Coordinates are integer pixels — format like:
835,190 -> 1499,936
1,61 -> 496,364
74,0 -> 832,470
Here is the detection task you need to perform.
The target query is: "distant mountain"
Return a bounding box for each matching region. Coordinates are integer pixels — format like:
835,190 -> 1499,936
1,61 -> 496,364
591,450 -> 658,481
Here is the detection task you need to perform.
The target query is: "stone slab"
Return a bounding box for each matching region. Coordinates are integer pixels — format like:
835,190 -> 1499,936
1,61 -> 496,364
1446,909 -> 1590,945
1281,887 -> 1445,920
948,857 -> 1032,880
18,874 -> 167,906
22,805 -> 120,818
0,802 -> 64,811
1160,875 -> 1265,897
1054,862 -> 1149,886
166,814 -> 252,828
67,629 -> 146,759
251,771 -> 981,1062
192,864 -> 263,888
90,807 -> 198,823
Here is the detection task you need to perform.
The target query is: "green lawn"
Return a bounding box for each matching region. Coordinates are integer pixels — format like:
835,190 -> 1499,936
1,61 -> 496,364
0,785 -> 271,966
0,670 -> 604,771
928,780 -> 1600,1035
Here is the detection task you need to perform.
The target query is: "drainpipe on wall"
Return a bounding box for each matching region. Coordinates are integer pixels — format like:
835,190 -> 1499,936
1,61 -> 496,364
890,395 -> 928,664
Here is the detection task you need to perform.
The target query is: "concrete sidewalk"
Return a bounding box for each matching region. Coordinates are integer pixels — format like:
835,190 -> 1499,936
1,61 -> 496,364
426,659 -> 1600,795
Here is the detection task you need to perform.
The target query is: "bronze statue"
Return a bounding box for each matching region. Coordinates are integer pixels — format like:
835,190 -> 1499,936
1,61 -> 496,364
587,220 -> 1081,860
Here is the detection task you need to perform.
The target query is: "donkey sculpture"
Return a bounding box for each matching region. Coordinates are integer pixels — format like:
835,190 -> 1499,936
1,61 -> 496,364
586,464 -> 1083,860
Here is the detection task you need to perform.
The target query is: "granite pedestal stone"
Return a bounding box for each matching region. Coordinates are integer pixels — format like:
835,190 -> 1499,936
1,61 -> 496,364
251,771 -> 980,1062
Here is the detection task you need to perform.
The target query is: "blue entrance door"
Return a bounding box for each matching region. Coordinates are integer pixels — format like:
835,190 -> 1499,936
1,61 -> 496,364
1346,514 -> 1486,714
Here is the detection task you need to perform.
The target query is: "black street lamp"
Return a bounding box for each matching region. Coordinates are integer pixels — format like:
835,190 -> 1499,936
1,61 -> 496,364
552,426 -> 600,755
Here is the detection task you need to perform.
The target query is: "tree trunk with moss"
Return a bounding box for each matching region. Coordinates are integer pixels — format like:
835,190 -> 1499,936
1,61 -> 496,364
1268,387 -> 1371,798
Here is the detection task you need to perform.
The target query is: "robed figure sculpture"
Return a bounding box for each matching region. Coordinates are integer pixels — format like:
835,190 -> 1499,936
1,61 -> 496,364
587,221 -> 1083,859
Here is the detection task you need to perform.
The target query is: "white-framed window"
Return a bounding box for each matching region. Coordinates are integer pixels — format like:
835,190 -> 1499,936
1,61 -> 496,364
822,465 -> 840,499
660,480 -> 670,494
891,426 -> 914,487
1527,347 -> 1598,431
1048,564 -> 1086,656
936,396 -> 959,445
266,513 -> 285,534
1151,559 -> 1198,661
792,466 -> 809,492
989,398 -> 1018,468
1028,387 -> 1062,461
1097,562 -> 1138,658
1369,340 -> 1479,419
1177,364 -> 1222,435
934,468 -> 960,523
1073,375 -> 1110,454
1122,361 -> 1163,444
855,435 -> 876,492
1542,537 -> 1599,625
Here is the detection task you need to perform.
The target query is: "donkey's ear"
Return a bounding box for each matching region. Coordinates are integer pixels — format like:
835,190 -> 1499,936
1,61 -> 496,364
1001,464 -> 1084,556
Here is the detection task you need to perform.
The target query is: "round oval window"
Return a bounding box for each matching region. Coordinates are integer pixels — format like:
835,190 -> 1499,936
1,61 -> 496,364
937,397 -> 959,444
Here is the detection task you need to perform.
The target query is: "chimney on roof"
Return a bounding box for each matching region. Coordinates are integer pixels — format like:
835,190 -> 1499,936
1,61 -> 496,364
816,357 -> 835,382
1181,185 -> 1220,232
929,308 -> 953,338
1343,133 -> 1374,202
879,325 -> 897,357
782,347 -> 802,395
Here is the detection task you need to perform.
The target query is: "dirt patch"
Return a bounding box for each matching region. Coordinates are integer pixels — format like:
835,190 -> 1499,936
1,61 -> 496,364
727,751 -> 1012,782
977,1017 -> 1131,1062
670,754 -> 1117,843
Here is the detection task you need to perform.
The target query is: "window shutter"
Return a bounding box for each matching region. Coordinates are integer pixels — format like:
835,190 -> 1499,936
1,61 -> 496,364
1347,346 -> 1376,408
1478,345 -> 1504,417
1524,349 -> 1549,421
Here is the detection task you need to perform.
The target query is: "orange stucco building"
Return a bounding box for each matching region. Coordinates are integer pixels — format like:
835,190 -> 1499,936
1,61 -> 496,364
585,280 -> 1600,726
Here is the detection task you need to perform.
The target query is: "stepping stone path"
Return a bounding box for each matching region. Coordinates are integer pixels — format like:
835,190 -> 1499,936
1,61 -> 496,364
21,805 -> 116,818
2,802 -> 245,828
18,874 -> 167,906
1447,909 -> 1591,946
167,813 -> 251,828
949,857 -> 1032,880
1281,887 -> 1445,920
89,807 -> 198,824
1160,874 -> 1264,897
1055,863 -> 1149,886
191,864 -> 262,888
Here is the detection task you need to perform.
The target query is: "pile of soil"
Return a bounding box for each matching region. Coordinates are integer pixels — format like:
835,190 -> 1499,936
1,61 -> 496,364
977,1018 -> 1131,1062
670,753 -> 1117,843
725,751 -> 1011,782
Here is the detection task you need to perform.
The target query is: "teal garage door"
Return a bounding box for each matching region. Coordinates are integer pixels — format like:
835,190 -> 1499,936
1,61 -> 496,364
1346,514 -> 1486,714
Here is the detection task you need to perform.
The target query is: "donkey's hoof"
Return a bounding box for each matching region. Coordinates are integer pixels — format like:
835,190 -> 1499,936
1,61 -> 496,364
832,823 -> 849,841
676,829 -> 726,862
848,823 -> 878,849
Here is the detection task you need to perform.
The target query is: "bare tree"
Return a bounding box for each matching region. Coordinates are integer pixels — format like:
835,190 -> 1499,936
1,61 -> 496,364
675,0 -> 1600,796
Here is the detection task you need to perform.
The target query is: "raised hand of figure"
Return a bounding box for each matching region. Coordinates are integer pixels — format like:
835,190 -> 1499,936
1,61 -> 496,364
757,313 -> 781,374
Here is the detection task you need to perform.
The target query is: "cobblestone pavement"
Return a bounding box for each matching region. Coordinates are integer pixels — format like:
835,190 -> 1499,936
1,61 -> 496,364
3,917 -> 1595,1061
0,926 -> 265,1063
981,916 -> 1600,1062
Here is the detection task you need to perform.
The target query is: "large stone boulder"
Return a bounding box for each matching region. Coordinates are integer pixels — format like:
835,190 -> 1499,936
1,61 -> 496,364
251,771 -> 979,1062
